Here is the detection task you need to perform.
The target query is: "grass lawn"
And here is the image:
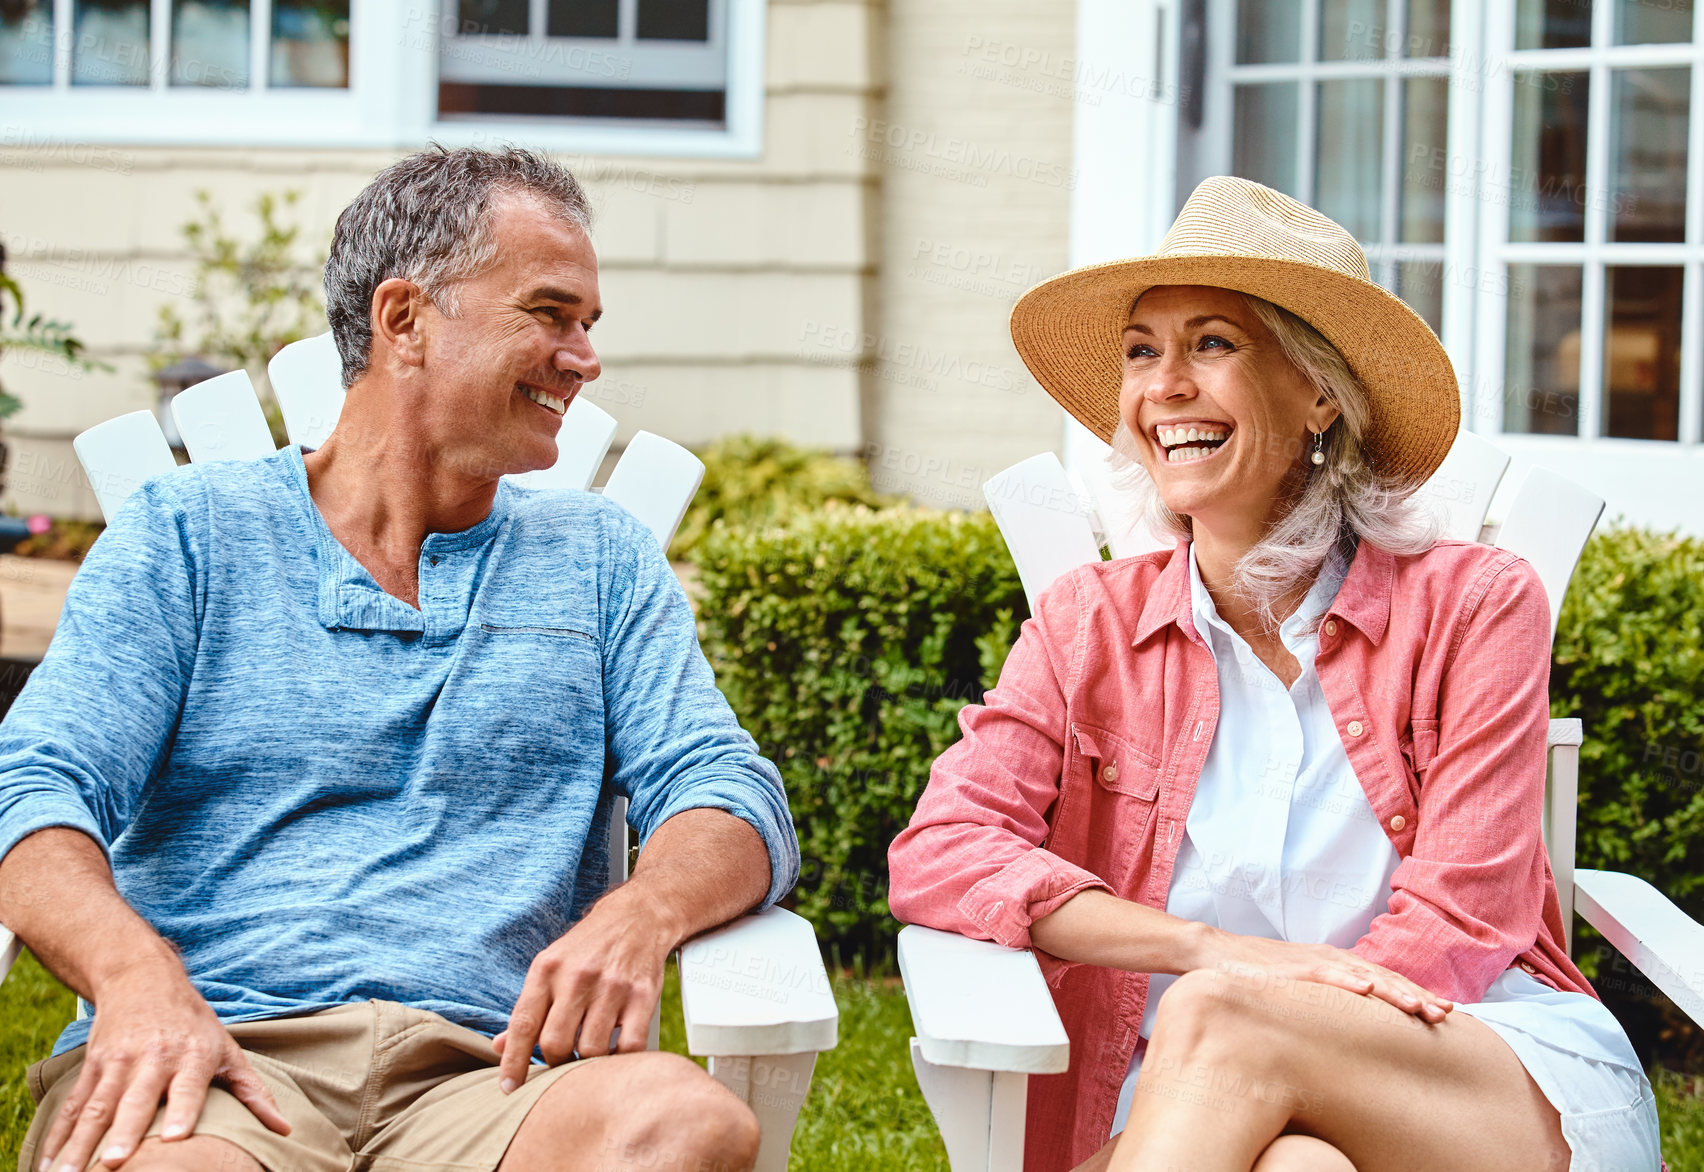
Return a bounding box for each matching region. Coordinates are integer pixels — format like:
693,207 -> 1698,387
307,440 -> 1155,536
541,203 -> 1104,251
4,947 -> 1702,1170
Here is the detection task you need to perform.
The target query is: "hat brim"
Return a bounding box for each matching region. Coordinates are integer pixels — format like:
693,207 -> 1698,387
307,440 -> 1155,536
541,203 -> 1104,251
1009,254 -> 1461,489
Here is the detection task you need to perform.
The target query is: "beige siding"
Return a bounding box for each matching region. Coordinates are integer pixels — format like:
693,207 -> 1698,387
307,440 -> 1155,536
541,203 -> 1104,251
865,0 -> 1076,504
0,0 -> 881,520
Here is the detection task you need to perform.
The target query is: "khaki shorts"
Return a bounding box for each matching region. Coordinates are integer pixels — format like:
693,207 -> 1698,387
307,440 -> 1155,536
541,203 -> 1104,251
20,1000 -> 601,1172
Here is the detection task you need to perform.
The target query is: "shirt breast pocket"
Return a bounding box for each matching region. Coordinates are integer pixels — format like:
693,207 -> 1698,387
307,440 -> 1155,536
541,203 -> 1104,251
1069,722 -> 1162,800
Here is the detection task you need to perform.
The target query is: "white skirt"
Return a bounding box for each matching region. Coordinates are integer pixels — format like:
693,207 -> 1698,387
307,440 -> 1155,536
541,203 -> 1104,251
1456,969 -> 1661,1172
1111,968 -> 1662,1171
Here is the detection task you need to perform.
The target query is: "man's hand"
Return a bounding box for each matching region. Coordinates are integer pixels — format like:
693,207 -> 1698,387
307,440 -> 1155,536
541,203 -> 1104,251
491,892 -> 672,1089
491,808 -> 772,1090
34,961 -> 289,1171
0,829 -> 289,1170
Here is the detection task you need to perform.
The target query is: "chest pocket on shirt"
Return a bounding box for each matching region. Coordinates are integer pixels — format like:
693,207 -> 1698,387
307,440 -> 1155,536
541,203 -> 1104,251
1069,722 -> 1161,801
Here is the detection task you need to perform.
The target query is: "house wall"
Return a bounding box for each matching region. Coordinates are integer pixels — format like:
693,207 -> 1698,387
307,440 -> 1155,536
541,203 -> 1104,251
0,0 -> 882,520
862,0 -> 1077,509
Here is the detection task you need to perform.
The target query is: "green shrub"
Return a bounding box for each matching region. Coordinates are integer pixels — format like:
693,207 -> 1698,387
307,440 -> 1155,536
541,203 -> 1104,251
672,436 -> 892,562
695,504 -> 1025,956
1553,528 -> 1704,924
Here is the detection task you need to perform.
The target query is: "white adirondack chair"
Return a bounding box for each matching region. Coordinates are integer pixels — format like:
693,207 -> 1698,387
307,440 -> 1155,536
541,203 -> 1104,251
900,433 -> 1704,1171
0,336 -> 838,1172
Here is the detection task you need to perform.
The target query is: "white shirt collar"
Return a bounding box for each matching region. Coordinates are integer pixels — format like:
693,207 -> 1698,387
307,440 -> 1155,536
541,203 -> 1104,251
1187,540 -> 1352,657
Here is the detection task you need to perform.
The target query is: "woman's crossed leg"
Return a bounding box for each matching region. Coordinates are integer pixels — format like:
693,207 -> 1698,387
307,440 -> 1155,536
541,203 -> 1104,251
1103,967 -> 1569,1172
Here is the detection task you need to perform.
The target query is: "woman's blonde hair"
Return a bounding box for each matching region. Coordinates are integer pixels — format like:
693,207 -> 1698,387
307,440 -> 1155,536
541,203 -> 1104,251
1109,290 -> 1438,630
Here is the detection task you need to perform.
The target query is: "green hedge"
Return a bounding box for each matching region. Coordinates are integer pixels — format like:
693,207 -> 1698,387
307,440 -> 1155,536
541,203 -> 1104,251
1554,528 -> 1704,923
695,504 -> 1025,957
671,436 -> 891,562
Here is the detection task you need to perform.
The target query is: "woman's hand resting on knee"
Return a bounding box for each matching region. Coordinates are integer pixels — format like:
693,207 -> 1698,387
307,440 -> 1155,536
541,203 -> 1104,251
1196,928 -> 1454,1024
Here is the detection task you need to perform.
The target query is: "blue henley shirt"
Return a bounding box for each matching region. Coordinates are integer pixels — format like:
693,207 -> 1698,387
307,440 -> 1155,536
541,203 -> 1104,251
0,444 -> 799,1055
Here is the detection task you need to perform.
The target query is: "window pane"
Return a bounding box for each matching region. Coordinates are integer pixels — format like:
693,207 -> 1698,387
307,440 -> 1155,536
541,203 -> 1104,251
439,83 -> 725,121
1316,78 -> 1384,241
1234,83 -> 1299,196
637,0 -> 707,41
1515,0 -> 1592,49
1405,0 -> 1449,56
0,0 -> 53,83
1320,0 -> 1382,61
1504,264 -> 1582,435
1237,0 -> 1301,63
1608,68 -> 1689,243
73,0 -> 150,84
271,0 -> 348,86
1401,76 -> 1448,243
458,0 -> 528,36
1615,0 -> 1692,44
548,0 -> 618,38
171,0 -> 248,87
1510,72 -> 1589,243
1603,265 -> 1682,440
1396,259 -> 1444,335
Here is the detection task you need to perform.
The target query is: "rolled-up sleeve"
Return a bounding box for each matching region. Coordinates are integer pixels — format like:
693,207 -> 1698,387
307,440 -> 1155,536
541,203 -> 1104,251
600,509 -> 799,910
1353,557 -> 1553,1003
889,570 -> 1111,950
0,479 -> 200,869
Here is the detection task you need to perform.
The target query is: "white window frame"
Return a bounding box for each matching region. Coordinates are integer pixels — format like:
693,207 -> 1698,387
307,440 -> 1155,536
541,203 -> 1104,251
0,0 -> 765,156
1468,0 -> 1704,447
1193,0 -> 1454,321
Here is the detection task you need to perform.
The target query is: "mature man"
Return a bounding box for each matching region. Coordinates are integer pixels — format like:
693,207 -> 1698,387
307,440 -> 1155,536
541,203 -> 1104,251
0,147 -> 799,1172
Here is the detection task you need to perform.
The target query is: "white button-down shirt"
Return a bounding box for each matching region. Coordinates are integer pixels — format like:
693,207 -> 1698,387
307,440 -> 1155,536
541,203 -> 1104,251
1115,543 -> 1402,1130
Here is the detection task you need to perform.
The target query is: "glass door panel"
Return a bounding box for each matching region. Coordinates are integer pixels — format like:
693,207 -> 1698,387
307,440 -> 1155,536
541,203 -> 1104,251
1614,0 -> 1692,45
1237,0 -> 1303,63
1603,266 -> 1683,440
1608,68 -> 1690,243
1234,82 -> 1301,195
1510,72 -> 1590,243
1316,78 -> 1385,240
1504,264 -> 1584,435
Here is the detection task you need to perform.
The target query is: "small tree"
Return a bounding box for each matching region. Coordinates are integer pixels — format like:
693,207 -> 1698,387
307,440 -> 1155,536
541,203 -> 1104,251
149,189 -> 328,442
0,270 -> 108,421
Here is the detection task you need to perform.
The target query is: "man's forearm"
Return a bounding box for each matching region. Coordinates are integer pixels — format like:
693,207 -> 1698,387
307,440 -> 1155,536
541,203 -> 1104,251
0,826 -> 186,1001
607,808 -> 772,949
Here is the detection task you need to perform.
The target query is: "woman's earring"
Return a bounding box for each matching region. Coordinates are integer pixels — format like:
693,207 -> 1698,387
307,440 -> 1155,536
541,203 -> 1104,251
1310,431 -> 1326,466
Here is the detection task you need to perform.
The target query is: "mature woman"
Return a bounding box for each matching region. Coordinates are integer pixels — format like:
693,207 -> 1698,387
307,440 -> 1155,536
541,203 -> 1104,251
887,177 -> 1661,1172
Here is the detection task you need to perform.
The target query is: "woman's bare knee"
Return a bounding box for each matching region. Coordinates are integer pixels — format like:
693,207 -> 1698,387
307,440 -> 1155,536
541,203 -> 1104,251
1253,1134 -> 1356,1172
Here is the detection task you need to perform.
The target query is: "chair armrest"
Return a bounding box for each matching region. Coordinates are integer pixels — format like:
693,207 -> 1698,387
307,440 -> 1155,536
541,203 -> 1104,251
1,922 -> 19,985
1574,868 -> 1704,1027
1548,718 -> 1582,747
897,924 -> 1069,1074
677,907 -> 838,1057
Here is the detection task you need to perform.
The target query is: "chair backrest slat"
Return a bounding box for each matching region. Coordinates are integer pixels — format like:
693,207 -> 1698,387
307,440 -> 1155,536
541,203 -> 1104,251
73,411 -> 179,523
1420,430 -> 1511,542
1493,468 -> 1606,640
983,453 -> 1103,611
267,332 -> 346,452
601,431 -> 706,553
170,369 -> 278,465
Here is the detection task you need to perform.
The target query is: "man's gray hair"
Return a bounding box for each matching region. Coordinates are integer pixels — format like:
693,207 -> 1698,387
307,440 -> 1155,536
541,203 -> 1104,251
1110,290 -> 1438,631
324,145 -> 593,387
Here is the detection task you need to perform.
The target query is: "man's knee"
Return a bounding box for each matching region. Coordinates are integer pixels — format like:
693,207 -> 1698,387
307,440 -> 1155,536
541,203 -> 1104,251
536,1052 -> 760,1170
118,1135 -> 266,1172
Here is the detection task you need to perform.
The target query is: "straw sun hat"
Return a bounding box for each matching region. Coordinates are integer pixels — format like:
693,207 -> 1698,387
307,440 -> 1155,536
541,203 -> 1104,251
1009,175 -> 1460,489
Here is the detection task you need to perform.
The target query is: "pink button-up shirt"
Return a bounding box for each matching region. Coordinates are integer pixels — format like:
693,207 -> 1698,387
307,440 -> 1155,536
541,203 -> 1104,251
888,538 -> 1593,1172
